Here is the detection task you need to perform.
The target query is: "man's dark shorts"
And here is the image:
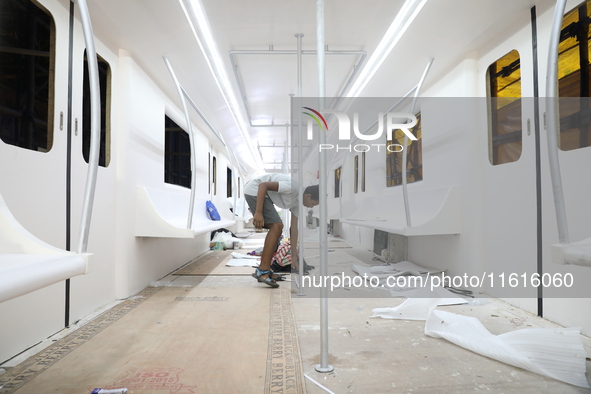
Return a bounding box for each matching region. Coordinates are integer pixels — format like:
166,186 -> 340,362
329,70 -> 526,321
245,194 -> 282,225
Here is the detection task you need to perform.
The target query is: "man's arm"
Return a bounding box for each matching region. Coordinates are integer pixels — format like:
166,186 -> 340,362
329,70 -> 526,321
290,212 -> 299,269
253,181 -> 279,228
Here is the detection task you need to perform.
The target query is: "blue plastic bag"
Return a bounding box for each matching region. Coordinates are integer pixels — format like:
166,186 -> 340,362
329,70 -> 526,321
206,200 -> 221,221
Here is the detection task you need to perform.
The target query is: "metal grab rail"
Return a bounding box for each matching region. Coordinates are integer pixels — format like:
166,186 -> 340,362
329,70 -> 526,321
180,86 -> 239,215
316,0 -> 334,374
296,32 -> 306,296
402,57 -> 433,227
76,0 -> 100,254
163,56 -> 198,229
546,0 -> 570,244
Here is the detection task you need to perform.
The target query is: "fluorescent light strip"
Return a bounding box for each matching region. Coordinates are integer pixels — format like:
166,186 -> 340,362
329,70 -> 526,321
179,0 -> 263,168
346,0 -> 428,98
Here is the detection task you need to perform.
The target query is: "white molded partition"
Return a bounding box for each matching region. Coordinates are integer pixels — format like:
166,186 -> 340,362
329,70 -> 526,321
552,238 -> 591,267
341,186 -> 461,236
0,194 -> 89,303
135,187 -> 235,238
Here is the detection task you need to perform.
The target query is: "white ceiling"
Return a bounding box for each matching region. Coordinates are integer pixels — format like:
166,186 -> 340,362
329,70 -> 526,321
79,0 -> 555,174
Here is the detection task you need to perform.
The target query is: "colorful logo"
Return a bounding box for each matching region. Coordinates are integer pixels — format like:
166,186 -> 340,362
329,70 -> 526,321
302,107 -> 328,131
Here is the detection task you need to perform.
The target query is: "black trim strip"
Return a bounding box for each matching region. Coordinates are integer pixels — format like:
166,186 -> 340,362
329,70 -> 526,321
531,6 -> 543,318
65,0 -> 75,328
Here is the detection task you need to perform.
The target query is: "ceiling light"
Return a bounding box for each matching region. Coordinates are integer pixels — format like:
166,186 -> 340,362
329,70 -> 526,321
346,0 -> 428,98
179,0 -> 263,168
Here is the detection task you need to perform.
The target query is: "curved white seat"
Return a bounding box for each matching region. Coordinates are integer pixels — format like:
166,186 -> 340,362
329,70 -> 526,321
0,193 -> 89,303
135,187 -> 235,238
340,185 -> 460,236
552,237 -> 591,267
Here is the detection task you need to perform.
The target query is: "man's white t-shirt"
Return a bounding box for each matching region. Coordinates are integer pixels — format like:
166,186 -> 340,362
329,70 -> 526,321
244,174 -> 300,218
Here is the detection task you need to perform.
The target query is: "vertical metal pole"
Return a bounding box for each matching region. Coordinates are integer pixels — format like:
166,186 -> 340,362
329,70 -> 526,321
316,0 -> 333,373
75,0 -> 100,254
65,0 -> 75,328
283,123 -> 290,238
296,33 -> 306,296
163,56 -> 197,229
531,5 -> 544,318
546,0 -> 570,244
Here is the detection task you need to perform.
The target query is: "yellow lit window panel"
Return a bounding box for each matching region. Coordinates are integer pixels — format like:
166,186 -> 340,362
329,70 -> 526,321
557,0 -> 591,151
487,49 -> 522,165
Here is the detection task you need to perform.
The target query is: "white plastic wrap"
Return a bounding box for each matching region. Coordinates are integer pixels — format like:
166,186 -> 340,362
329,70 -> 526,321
425,309 -> 590,388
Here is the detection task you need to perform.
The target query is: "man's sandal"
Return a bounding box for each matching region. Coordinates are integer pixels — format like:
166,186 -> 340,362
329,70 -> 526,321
252,268 -> 280,288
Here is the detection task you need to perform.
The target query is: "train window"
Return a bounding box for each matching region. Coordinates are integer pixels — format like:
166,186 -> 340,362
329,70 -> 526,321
0,0 -> 55,152
334,167 -> 342,198
557,0 -> 591,151
361,151 -> 366,192
227,167 -> 232,198
164,115 -> 191,188
486,49 -> 522,165
386,113 -> 423,187
213,156 -> 217,195
83,50 -> 111,167
354,155 -> 359,193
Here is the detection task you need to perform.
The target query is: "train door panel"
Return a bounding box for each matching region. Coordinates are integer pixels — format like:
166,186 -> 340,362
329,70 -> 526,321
0,0 -> 73,249
479,28 -> 539,304
67,14 -> 118,314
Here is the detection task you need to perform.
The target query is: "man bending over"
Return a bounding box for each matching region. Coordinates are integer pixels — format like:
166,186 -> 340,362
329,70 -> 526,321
244,174 -> 319,288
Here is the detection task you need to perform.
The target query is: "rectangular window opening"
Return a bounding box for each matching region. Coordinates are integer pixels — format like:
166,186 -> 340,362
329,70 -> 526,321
487,49 -> 522,165
164,115 -> 191,188
227,167 -> 232,198
83,50 -> 111,167
386,113 -> 423,187
0,0 -> 55,152
334,167 -> 342,198
557,0 -> 591,151
354,155 -> 359,194
213,156 -> 217,195
361,151 -> 366,192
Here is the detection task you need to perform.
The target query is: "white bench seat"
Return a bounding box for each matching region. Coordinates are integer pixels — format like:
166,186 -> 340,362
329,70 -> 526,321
0,193 -> 90,303
341,186 -> 460,236
135,187 -> 235,238
0,254 -> 87,303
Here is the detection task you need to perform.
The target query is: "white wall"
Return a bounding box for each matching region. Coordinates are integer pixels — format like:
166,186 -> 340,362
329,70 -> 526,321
0,1 -> 234,363
334,1 -> 591,337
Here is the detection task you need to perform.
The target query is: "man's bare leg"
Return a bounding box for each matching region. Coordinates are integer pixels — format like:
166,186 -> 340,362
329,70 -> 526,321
258,222 -> 283,279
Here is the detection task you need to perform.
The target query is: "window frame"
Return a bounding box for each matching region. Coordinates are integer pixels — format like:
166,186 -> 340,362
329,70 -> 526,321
486,49 -> 523,165
334,166 -> 342,198
82,50 -> 111,167
386,113 -> 423,187
557,0 -> 591,151
0,0 -> 56,153
164,115 -> 191,189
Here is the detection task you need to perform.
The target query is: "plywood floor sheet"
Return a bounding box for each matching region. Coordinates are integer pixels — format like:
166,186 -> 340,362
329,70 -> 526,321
1,285 -> 305,394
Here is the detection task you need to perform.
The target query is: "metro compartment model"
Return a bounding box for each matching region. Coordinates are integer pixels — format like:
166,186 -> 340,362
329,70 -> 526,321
1,0 -> 591,384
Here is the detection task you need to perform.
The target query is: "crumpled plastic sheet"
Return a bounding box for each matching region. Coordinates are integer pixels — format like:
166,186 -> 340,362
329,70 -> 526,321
226,258 -> 259,267
371,294 -> 589,388
372,296 -> 440,321
371,289 -> 468,322
425,309 -> 590,389
230,252 -> 259,260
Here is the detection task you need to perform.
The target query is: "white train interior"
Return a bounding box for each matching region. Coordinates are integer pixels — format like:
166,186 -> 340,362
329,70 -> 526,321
1,0 -> 591,392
